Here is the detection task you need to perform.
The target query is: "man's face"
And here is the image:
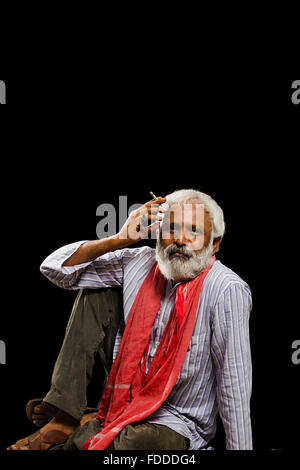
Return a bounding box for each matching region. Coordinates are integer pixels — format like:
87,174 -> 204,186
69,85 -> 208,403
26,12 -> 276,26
160,202 -> 211,253
155,201 -> 216,283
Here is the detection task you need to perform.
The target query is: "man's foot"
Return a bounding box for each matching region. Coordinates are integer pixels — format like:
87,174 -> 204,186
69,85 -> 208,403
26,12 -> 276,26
26,399 -> 58,427
7,410 -> 80,450
26,398 -> 99,428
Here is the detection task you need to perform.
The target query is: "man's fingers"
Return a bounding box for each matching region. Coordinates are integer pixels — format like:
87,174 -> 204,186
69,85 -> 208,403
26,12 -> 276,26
147,220 -> 160,234
125,197 -> 166,241
139,208 -> 164,225
149,206 -> 167,213
140,201 -> 167,218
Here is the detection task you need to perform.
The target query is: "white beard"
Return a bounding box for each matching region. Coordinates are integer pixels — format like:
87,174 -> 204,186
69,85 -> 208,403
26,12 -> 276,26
155,236 -> 214,283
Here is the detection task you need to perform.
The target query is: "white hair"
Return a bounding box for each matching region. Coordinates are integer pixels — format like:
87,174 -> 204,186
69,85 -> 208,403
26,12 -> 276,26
163,188 -> 225,242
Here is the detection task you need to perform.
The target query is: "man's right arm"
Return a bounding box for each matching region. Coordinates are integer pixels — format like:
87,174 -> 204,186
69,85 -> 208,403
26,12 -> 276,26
63,196 -> 166,266
62,235 -> 130,266
40,197 -> 166,290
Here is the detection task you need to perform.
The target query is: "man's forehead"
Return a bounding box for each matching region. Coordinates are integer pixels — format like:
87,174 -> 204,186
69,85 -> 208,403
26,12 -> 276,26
167,202 -> 207,218
168,201 -> 204,209
164,202 -> 210,228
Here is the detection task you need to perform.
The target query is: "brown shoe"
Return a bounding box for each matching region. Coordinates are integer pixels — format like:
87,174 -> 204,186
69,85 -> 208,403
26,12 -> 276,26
28,429 -> 70,450
7,428 -> 70,451
7,410 -> 80,450
7,430 -> 40,450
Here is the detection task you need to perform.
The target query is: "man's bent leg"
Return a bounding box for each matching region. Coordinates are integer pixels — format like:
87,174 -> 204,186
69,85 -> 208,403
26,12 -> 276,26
112,423 -> 189,450
57,421 -> 189,451
44,287 -> 123,421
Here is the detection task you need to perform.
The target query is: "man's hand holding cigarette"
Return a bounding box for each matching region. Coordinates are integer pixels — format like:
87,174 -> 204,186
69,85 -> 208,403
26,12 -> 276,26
118,194 -> 167,243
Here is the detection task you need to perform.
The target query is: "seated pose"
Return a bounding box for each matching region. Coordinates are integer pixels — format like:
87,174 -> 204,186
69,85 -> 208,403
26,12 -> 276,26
8,189 -> 253,450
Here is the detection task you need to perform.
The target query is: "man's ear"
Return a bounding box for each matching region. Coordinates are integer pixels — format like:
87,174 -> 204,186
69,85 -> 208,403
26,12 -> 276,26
212,237 -> 222,254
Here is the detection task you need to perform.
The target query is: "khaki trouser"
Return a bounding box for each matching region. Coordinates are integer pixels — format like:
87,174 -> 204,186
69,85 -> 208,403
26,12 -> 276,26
44,288 -> 188,450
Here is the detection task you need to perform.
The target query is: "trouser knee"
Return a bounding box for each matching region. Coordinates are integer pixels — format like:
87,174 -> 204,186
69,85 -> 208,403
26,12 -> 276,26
80,288 -> 123,374
69,288 -> 122,363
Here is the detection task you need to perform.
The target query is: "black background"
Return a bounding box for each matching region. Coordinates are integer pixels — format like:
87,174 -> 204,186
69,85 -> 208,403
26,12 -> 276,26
0,71 -> 299,460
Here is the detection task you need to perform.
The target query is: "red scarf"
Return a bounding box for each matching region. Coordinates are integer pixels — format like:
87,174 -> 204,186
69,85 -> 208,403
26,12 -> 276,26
83,257 -> 215,450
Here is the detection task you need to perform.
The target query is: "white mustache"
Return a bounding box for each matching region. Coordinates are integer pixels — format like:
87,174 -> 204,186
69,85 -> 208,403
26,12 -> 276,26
165,244 -> 193,259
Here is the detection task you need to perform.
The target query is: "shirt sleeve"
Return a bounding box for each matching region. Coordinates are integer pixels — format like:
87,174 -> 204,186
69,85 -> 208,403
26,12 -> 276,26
40,240 -> 142,290
211,282 -> 253,450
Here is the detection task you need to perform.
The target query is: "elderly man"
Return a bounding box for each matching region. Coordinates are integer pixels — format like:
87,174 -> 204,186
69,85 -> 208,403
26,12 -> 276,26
8,189 -> 253,450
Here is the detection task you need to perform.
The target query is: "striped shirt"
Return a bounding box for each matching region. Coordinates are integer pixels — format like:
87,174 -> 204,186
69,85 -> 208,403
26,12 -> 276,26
40,241 -> 253,450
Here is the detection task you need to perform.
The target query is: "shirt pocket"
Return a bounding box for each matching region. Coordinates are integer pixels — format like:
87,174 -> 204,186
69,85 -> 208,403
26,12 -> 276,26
178,332 -> 208,381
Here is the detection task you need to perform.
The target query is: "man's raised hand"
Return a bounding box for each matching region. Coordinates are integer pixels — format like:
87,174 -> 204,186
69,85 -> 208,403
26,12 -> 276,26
117,197 -> 167,244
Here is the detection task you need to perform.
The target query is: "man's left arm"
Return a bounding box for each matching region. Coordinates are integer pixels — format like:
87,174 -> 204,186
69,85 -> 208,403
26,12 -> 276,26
211,282 -> 253,450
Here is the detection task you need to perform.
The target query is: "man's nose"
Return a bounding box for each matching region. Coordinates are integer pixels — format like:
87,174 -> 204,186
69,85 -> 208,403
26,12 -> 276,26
174,238 -> 187,248
173,228 -> 193,245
